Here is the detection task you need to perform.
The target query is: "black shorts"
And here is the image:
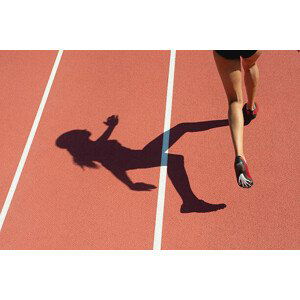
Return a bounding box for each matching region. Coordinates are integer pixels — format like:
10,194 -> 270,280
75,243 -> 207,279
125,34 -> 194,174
215,50 -> 257,60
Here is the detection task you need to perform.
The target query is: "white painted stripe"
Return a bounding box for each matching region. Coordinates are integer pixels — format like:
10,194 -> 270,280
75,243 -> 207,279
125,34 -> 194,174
153,50 -> 176,250
0,50 -> 63,232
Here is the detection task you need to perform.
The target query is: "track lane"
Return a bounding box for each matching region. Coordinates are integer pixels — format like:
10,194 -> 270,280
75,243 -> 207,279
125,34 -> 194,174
0,51 -> 57,211
162,50 -> 300,249
0,51 -> 170,249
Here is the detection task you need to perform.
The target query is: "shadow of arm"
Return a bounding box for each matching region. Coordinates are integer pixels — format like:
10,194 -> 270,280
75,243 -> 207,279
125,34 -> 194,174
107,166 -> 156,191
96,115 -> 119,142
108,167 -> 135,189
96,125 -> 116,142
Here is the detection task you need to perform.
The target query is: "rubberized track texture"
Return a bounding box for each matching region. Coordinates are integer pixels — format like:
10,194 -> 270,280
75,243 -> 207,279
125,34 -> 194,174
0,50 -> 299,250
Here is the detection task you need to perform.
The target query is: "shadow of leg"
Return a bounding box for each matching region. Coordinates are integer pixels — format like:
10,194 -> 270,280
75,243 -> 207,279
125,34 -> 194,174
167,154 -> 226,213
142,119 -> 229,155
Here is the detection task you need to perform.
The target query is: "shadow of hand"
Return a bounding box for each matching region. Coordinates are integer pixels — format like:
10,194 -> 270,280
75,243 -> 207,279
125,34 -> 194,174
103,115 -> 119,127
130,182 -> 157,191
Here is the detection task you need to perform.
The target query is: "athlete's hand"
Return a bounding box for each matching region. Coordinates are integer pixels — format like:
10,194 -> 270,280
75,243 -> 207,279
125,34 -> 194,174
130,182 -> 157,191
104,115 -> 119,127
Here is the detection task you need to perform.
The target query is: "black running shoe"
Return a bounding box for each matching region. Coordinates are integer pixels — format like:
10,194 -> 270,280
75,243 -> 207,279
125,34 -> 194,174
234,156 -> 253,188
243,102 -> 258,125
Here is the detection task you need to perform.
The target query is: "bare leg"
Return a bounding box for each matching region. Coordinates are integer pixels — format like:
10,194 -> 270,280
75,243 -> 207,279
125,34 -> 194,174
242,51 -> 262,110
213,51 -> 255,188
213,51 -> 245,159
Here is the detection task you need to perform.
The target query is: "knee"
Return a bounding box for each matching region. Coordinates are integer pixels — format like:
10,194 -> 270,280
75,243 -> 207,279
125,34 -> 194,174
169,154 -> 184,164
174,123 -> 186,131
176,154 -> 184,164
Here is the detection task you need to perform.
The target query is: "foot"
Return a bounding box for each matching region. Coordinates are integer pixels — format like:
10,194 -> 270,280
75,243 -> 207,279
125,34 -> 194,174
243,102 -> 258,125
234,156 -> 253,188
180,199 -> 226,213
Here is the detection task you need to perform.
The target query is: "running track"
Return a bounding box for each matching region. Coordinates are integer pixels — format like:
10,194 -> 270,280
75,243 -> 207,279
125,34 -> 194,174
0,50 -> 299,249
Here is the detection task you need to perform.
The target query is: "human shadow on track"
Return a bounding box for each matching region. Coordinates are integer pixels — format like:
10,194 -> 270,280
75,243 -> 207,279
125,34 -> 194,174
56,116 -> 229,213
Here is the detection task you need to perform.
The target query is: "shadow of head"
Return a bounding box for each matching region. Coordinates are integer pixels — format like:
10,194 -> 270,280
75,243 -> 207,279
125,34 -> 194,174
56,129 -> 98,169
56,129 -> 91,149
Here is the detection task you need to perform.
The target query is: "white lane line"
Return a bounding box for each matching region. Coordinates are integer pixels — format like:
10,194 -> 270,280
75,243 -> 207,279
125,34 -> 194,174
153,50 -> 176,250
0,50 -> 63,232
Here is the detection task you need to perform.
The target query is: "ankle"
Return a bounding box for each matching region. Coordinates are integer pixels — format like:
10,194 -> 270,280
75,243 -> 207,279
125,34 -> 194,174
246,102 -> 256,111
236,154 -> 246,162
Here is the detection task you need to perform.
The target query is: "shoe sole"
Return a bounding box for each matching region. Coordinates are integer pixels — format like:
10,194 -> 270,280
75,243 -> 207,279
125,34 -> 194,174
235,160 -> 253,188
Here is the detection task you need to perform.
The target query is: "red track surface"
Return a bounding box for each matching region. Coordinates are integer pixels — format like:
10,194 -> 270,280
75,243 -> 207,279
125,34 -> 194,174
0,50 -> 299,249
162,50 -> 300,249
0,51 -> 57,210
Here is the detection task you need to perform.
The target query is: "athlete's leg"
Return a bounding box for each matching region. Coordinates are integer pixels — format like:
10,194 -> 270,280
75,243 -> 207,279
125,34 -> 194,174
242,51 -> 262,110
213,51 -> 245,159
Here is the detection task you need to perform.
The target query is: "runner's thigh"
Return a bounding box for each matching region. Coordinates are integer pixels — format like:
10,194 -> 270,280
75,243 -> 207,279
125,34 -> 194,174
213,51 -> 243,103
